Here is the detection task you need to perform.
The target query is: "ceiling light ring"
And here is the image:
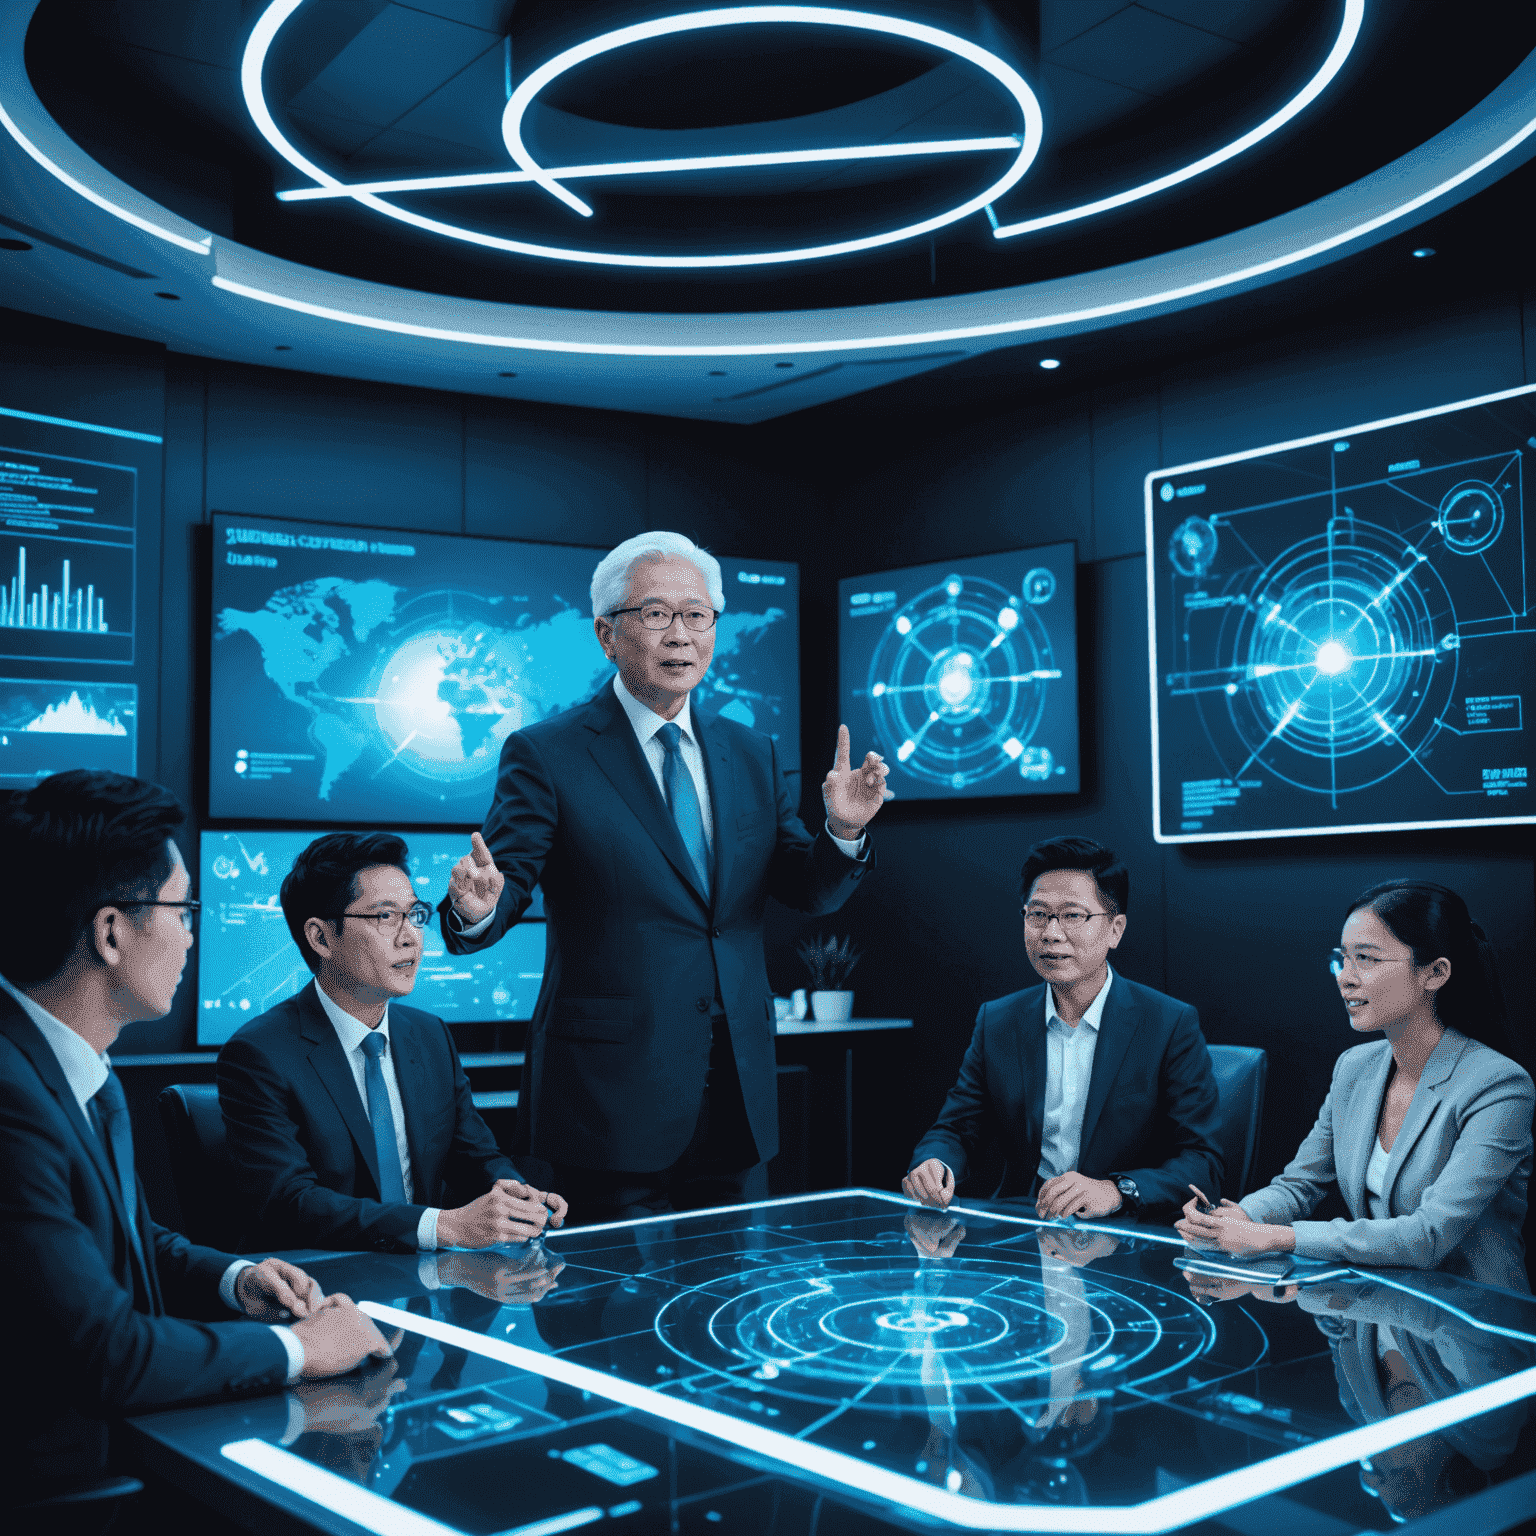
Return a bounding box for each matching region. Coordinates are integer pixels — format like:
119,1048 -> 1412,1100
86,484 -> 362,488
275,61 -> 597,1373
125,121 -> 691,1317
243,2 -> 1044,269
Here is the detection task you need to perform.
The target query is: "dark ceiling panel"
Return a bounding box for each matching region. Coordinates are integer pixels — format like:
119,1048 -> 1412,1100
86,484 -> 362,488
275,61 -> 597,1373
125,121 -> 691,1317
1046,7 -> 1240,94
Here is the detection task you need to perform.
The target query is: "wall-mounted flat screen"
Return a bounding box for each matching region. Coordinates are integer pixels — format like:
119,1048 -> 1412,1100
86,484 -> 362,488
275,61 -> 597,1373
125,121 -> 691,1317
0,677 -> 136,784
838,542 -> 1079,801
197,829 -> 545,1045
210,516 -> 802,821
1147,383 -> 1536,843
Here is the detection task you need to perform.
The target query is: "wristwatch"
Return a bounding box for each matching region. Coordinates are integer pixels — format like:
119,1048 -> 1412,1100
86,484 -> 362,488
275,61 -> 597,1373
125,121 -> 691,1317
1115,1177 -> 1141,1214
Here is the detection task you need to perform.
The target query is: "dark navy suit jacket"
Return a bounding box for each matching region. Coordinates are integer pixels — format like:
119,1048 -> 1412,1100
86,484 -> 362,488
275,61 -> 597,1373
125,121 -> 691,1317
441,683 -> 871,1172
909,974 -> 1224,1210
217,981 -> 518,1252
0,993 -> 287,1493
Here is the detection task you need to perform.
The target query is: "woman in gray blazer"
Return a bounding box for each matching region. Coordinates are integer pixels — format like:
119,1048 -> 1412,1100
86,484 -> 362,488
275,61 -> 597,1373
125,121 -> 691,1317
1177,881 -> 1532,1289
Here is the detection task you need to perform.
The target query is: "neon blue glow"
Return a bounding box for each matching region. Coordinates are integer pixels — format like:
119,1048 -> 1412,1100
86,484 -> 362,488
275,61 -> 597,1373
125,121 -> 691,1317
990,0 -> 1365,240
354,1293 -> 1536,1533
0,405 -> 162,443
244,3 -> 1043,268
275,137 -> 1023,201
1038,358 -> 1060,369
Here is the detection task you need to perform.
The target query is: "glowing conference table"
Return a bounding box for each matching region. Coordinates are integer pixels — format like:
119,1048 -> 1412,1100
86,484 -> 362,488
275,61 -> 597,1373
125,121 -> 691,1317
125,1191 -> 1536,1536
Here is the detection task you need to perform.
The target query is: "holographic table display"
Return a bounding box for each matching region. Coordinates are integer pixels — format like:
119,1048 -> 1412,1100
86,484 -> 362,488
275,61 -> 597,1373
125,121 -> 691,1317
209,516 -> 801,823
197,829 -> 544,1044
153,1192 -> 1536,1536
1147,384 -> 1536,842
839,542 -> 1079,801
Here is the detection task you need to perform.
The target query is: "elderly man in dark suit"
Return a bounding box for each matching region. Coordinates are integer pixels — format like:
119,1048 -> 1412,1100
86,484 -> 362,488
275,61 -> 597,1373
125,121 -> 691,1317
905,836 -> 1223,1219
218,832 -> 563,1253
0,773 -> 392,1504
441,531 -> 891,1222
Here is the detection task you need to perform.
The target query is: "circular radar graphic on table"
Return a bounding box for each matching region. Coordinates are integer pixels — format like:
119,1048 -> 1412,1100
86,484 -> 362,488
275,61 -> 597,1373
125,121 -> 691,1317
1201,519 -> 1457,796
866,575 -> 1062,790
653,1242 -> 1218,1411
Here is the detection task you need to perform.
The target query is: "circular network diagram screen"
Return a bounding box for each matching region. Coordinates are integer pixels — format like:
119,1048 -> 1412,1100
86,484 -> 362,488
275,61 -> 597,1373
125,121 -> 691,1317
1147,384 -> 1536,842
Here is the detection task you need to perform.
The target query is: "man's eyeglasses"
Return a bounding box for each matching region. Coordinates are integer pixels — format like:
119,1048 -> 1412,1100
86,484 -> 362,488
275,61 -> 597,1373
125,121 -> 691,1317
1328,948 -> 1409,977
327,902 -> 434,935
1022,907 -> 1110,931
608,604 -> 718,632
110,899 -> 201,932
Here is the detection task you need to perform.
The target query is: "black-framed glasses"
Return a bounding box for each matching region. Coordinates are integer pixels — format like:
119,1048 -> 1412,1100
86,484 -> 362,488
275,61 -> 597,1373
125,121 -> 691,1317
1022,907 -> 1110,931
110,899 -> 201,932
608,604 -> 718,632
326,902 -> 433,936
1328,947 -> 1409,977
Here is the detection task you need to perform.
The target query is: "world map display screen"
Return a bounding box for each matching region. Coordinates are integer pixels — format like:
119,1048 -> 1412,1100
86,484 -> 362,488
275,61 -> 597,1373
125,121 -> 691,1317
838,543 -> 1079,801
197,828 -> 546,1045
1147,384 -> 1536,842
209,515 -> 801,824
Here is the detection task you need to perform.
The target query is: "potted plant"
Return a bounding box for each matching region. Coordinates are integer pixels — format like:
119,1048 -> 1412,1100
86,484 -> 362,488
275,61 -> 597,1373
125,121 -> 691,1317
796,933 -> 862,1022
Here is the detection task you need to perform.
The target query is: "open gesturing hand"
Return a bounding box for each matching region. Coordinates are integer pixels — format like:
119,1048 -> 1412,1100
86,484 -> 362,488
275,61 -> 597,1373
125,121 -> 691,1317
822,725 -> 893,840
448,831 -> 504,925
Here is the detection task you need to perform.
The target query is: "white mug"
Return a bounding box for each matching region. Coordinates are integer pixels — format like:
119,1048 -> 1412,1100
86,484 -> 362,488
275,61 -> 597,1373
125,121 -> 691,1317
790,988 -> 809,1020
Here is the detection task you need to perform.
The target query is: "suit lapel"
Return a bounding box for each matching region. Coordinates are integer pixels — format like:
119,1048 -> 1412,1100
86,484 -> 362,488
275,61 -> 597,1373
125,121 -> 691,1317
1380,1032 -> 1466,1209
696,710 -> 733,912
0,998 -> 152,1302
1343,1045 -> 1395,1218
298,982 -> 382,1194
391,1009 -> 430,1197
584,686 -> 710,908
1077,977 -> 1137,1162
1016,987 -> 1048,1144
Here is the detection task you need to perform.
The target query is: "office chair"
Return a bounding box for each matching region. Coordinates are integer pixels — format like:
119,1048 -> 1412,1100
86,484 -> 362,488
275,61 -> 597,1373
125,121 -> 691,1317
1206,1045 -> 1269,1200
156,1083 -> 242,1252
15,1474 -> 143,1536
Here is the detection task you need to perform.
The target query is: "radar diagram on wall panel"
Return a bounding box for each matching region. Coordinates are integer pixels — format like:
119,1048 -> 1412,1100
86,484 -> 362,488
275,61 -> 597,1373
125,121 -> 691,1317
1148,384 -> 1536,842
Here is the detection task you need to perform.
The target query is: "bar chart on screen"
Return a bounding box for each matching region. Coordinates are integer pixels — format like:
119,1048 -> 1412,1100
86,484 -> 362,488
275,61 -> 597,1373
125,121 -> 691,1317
0,445 -> 135,663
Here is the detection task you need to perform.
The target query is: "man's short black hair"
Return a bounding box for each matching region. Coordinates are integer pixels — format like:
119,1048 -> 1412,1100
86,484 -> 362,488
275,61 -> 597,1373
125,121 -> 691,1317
281,832 -> 412,973
0,770 -> 185,986
1019,835 -> 1129,917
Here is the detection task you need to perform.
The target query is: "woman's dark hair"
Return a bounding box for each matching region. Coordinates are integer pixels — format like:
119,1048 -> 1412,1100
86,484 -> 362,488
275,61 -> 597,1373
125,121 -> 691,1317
0,770 -> 185,986
1346,880 -> 1518,1059
1020,836 -> 1129,917
281,832 -> 412,973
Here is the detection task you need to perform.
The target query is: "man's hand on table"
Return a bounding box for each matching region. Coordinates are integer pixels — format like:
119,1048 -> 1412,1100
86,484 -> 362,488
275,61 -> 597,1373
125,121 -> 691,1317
236,1257 -> 324,1321
1035,1171 -> 1123,1220
1038,1229 -> 1122,1267
292,1295 -> 396,1379
438,1180 -> 565,1247
438,1247 -> 566,1303
291,1351 -> 407,1434
902,1159 -> 954,1208
905,1208 -> 966,1259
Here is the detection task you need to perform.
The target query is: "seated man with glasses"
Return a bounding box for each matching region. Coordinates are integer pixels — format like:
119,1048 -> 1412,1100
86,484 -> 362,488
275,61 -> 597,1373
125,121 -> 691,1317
218,832 -> 565,1253
904,836 -> 1223,1220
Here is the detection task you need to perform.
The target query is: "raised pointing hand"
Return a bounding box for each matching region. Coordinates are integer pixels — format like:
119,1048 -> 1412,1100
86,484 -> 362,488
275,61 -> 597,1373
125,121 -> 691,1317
448,831 -> 504,925
822,724 -> 893,839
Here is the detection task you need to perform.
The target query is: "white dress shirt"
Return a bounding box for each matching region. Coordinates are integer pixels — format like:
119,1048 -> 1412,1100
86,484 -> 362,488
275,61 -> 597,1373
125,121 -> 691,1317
312,981 -> 441,1251
1037,966 -> 1115,1183
0,972 -> 304,1382
455,673 -> 865,940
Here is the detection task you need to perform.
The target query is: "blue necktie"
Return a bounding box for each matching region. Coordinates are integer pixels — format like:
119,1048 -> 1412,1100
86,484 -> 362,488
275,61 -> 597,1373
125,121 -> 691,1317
359,1030 -> 407,1204
92,1070 -> 146,1272
657,722 -> 711,897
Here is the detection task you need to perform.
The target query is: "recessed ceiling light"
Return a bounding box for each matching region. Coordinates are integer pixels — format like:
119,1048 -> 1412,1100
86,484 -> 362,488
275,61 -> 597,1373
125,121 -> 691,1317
274,344 -> 291,351
708,370 -> 725,377
0,237 -> 32,251
1039,357 -> 1061,369
498,370 -> 517,377
154,291 -> 181,300
775,361 -> 794,369
1412,247 -> 1436,258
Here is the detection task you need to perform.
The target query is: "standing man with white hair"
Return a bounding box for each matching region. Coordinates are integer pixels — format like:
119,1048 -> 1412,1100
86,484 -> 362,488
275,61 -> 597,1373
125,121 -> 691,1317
441,532 -> 890,1221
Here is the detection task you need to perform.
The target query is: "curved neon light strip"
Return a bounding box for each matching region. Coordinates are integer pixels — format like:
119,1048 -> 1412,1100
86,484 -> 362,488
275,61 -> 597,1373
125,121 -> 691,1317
0,98 -> 211,254
243,2 -> 1043,269
992,0 -> 1365,240
276,136 -> 1022,201
208,82 -> 1536,356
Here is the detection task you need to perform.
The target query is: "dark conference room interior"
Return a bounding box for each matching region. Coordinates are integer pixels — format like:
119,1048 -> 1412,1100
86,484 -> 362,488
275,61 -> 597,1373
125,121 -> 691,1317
4,3 -> 1536,1535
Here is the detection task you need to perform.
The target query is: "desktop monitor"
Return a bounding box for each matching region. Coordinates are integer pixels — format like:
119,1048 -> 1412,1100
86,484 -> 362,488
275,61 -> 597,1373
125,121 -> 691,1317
838,542 -> 1079,800
1147,382 -> 1536,842
197,829 -> 545,1045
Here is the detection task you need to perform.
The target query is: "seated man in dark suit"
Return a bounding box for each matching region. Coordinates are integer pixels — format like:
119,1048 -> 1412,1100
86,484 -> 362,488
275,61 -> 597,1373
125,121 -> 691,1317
218,833 -> 565,1254
904,836 -> 1223,1219
0,772 -> 393,1501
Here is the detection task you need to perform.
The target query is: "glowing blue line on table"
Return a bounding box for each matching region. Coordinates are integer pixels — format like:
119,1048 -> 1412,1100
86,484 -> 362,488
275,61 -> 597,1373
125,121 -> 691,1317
276,138 -> 1022,201
991,0 -> 1364,240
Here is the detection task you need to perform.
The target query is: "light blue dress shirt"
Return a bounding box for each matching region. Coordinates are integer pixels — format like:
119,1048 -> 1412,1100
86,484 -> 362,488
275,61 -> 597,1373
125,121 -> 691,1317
1037,967 -> 1115,1182
0,973 -> 304,1382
